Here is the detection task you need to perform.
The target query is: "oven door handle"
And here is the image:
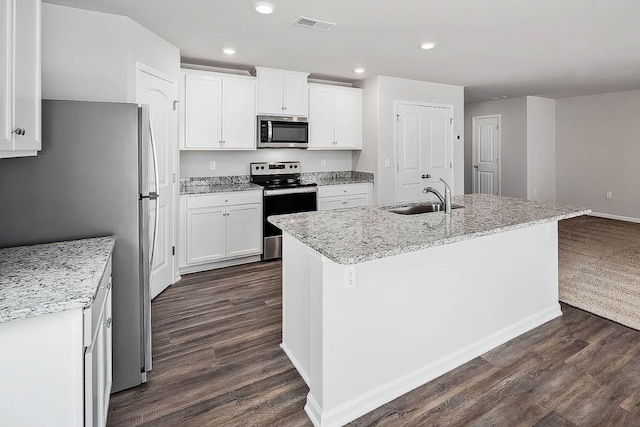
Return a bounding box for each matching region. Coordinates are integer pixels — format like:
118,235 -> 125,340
264,187 -> 318,196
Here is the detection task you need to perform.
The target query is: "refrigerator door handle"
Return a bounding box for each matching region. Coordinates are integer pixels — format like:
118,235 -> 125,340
148,117 -> 160,269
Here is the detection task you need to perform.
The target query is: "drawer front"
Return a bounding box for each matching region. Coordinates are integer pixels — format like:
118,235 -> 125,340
318,183 -> 370,198
83,256 -> 112,347
185,191 -> 262,209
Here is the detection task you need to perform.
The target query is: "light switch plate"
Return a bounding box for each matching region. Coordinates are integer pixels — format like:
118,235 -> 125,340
209,161 -> 216,171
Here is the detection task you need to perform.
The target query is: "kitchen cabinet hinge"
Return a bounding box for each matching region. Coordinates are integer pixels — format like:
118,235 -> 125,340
396,114 -> 399,121
450,118 -> 453,125
172,246 -> 175,256
173,173 -> 176,183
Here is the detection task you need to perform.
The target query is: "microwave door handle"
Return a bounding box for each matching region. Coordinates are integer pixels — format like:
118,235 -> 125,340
267,121 -> 273,143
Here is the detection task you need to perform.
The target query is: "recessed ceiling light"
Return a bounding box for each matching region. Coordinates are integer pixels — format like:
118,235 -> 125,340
222,47 -> 236,55
420,42 -> 436,50
354,67 -> 365,74
254,2 -> 275,14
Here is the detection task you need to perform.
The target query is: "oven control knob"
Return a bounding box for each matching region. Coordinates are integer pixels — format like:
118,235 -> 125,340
261,166 -> 264,169
294,165 -> 298,168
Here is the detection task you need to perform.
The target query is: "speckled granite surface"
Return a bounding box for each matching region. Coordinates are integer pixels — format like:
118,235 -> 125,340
180,171 -> 374,194
0,236 -> 115,323
302,171 -> 374,186
268,194 -> 590,265
180,176 -> 262,195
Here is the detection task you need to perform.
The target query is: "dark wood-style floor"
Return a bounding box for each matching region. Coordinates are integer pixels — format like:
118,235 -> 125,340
108,261 -> 640,426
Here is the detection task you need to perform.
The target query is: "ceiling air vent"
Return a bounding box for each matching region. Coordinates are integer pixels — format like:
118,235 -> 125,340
294,16 -> 337,31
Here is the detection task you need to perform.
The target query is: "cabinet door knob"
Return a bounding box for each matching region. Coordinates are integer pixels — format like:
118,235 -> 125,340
12,128 -> 25,136
421,174 -> 431,179
104,317 -> 112,328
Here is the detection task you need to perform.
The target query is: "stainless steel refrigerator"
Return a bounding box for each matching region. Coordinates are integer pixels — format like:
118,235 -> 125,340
0,99 -> 157,393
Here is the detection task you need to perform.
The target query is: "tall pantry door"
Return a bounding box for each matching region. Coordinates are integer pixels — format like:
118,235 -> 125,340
136,65 -> 177,299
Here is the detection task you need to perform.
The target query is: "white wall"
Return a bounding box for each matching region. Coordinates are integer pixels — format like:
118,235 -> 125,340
356,76 -> 464,204
465,97 -> 528,198
42,4 -> 180,103
180,150 -> 353,177
556,89 -> 640,219
526,97 -> 556,202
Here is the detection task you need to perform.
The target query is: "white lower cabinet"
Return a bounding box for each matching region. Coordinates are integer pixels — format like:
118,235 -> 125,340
84,263 -> 113,427
180,191 -> 262,273
317,183 -> 372,211
0,257 -> 112,427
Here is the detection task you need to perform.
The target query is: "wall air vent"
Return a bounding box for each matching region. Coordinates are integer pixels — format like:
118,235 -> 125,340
294,16 -> 337,31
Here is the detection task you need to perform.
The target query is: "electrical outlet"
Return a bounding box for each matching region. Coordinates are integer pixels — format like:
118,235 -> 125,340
384,158 -> 390,168
344,266 -> 356,290
209,161 -> 216,171
606,191 -> 612,199
321,159 -> 327,167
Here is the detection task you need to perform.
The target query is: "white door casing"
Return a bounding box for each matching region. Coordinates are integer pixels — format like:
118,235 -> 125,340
396,102 -> 454,203
136,64 -> 177,300
472,115 -> 501,195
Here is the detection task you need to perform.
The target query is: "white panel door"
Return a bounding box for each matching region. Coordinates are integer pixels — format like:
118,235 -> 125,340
222,77 -> 255,149
308,85 -> 334,148
334,88 -> 362,149
137,66 -> 177,299
13,0 -> 40,152
184,73 -> 222,149
282,72 -> 308,116
257,67 -> 284,115
185,207 -> 226,264
318,196 -> 345,211
226,203 -> 262,257
396,103 -> 453,203
345,194 -> 368,208
0,0 -> 12,150
472,115 -> 500,195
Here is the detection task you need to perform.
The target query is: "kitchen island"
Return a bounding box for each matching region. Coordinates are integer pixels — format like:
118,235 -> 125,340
268,194 -> 589,427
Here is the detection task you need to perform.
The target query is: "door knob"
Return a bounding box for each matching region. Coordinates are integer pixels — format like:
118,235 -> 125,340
473,165 -> 479,169
421,174 -> 431,179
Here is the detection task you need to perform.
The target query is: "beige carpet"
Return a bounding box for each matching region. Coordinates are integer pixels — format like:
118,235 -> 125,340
559,215 -> 640,330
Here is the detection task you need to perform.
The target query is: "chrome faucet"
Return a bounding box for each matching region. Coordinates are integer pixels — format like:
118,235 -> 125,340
423,178 -> 452,213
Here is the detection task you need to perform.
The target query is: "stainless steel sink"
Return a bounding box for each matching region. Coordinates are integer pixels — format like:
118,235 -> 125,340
386,203 -> 463,215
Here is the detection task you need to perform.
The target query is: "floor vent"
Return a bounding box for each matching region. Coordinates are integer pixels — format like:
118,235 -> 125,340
294,16 -> 337,31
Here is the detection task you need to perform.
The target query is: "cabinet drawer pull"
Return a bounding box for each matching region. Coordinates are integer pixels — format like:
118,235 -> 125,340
104,317 -> 112,328
11,128 -> 26,136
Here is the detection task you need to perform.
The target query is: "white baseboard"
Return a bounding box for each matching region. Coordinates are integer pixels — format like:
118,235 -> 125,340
305,304 -> 562,427
280,343 -> 310,386
589,212 -> 640,223
178,255 -> 262,275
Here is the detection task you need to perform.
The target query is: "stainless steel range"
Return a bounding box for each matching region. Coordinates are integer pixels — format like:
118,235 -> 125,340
250,161 -> 317,260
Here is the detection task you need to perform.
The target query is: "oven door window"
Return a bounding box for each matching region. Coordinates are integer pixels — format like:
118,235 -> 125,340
264,192 -> 317,237
271,122 -> 308,143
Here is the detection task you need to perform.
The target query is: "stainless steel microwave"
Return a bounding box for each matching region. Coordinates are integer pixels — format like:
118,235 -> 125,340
257,115 -> 308,149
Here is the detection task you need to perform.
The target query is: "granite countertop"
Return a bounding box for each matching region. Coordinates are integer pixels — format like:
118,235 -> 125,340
302,171 -> 374,186
268,194 -> 590,265
180,171 -> 374,195
0,236 -> 116,323
180,176 -> 262,195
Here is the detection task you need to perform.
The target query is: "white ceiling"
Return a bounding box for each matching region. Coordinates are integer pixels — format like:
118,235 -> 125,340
44,0 -> 640,103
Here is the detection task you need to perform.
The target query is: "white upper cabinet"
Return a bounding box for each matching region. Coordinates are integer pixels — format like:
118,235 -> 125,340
0,0 -> 41,158
308,84 -> 362,150
181,69 -> 256,150
255,66 -> 309,117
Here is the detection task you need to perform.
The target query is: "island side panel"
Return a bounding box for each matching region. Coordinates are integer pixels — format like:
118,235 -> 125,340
301,221 -> 561,427
281,232 -> 315,386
